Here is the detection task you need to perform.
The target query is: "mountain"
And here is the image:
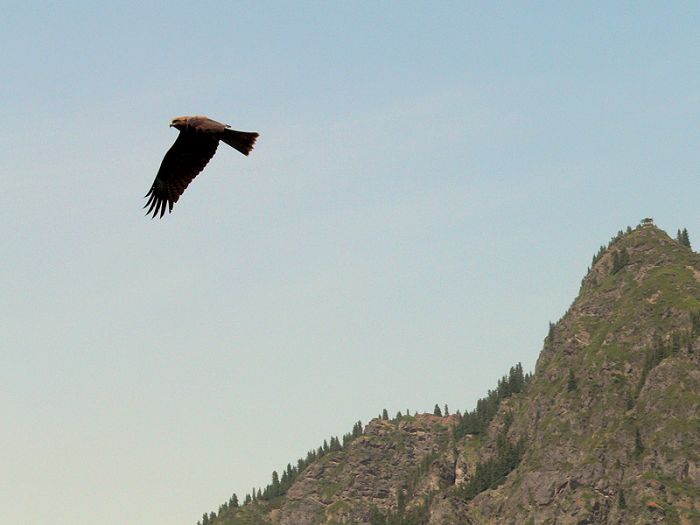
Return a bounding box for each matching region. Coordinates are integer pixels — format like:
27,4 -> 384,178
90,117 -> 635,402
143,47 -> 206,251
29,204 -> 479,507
200,223 -> 700,524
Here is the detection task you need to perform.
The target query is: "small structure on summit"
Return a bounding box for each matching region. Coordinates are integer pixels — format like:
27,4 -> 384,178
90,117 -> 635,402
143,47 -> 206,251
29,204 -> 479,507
641,217 -> 654,227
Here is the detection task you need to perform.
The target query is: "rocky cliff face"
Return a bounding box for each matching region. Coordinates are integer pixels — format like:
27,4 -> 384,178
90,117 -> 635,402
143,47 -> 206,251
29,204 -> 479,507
469,224 -> 700,523
276,415 -> 459,525
209,225 -> 700,525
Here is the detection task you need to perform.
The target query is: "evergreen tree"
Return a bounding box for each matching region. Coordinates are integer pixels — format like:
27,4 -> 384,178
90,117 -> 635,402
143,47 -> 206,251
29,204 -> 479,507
677,228 -> 691,247
397,489 -> 407,516
454,362 -> 531,440
444,404 -> 449,416
352,420 -> 363,437
381,408 -> 389,420
458,426 -> 525,501
671,332 -> 681,354
682,228 -> 691,248
271,470 -> 280,497
567,369 -> 577,392
230,493 -> 239,508
202,513 -> 210,525
618,488 -> 626,509
692,311 -> 700,340
433,404 -> 442,416
611,248 -> 629,274
634,428 -> 644,458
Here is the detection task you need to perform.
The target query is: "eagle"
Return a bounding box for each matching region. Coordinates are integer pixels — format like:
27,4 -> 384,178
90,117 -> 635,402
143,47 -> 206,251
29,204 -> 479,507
144,115 -> 259,218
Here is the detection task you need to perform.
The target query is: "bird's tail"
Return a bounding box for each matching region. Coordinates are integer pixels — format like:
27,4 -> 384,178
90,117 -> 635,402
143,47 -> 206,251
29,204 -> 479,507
221,129 -> 259,156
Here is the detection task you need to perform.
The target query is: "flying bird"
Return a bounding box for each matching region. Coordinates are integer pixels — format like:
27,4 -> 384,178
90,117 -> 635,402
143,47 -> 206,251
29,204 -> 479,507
144,115 -> 259,218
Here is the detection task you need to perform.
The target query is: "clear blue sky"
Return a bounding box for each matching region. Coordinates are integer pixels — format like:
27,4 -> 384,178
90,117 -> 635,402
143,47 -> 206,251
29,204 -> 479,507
2,2 -> 699,524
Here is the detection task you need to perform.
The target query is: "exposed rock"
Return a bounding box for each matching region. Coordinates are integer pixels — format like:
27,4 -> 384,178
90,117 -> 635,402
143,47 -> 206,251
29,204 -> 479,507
209,225 -> 700,524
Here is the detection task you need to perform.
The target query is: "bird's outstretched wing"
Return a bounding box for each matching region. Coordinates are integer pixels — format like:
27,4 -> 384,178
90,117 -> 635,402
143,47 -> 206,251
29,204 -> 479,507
144,131 -> 219,218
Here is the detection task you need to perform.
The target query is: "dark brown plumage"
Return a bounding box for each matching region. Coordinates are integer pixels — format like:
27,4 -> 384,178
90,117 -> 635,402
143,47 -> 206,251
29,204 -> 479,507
144,115 -> 259,218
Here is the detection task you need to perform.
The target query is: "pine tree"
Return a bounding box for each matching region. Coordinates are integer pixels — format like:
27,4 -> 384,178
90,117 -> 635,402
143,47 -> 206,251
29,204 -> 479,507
381,408 -> 389,420
618,488 -> 627,509
433,404 -> 443,416
397,489 -> 407,516
352,420 -> 363,438
230,493 -> 239,508
634,428 -> 644,458
271,470 -> 280,497
444,404 -> 449,416
682,228 -> 691,248
611,248 -> 629,274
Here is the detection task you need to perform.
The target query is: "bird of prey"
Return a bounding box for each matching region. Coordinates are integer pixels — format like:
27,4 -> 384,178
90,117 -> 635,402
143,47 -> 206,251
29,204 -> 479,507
144,115 -> 259,218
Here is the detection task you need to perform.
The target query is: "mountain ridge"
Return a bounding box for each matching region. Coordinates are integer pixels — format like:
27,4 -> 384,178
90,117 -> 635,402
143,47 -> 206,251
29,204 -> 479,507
200,223 -> 700,524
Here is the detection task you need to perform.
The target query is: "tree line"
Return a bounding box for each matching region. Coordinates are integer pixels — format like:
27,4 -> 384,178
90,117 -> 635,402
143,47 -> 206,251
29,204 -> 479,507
197,360 -> 533,524
199,420 -> 364,525
453,362 -> 531,440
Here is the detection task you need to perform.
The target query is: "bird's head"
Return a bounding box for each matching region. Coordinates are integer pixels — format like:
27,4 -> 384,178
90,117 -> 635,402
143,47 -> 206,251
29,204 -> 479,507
170,116 -> 189,129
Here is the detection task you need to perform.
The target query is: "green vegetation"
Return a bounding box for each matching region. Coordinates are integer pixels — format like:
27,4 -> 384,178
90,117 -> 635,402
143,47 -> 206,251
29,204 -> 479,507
611,247 -> 629,274
368,493 -> 431,525
676,228 -> 691,248
455,414 -> 526,501
197,224 -> 700,524
634,324 -> 698,400
454,362 -> 530,439
633,427 -> 644,458
203,420 -> 363,525
617,488 -> 626,509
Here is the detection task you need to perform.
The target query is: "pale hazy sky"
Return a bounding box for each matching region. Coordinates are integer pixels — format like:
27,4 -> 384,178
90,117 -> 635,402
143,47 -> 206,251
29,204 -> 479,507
2,2 -> 699,524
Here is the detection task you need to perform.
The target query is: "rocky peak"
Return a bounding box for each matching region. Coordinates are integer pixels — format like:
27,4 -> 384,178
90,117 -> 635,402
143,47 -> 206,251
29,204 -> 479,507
205,225 -> 700,524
